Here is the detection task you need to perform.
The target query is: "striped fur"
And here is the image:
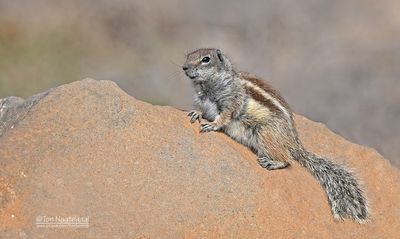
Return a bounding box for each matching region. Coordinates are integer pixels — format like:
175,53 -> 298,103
240,72 -> 292,120
183,48 -> 369,223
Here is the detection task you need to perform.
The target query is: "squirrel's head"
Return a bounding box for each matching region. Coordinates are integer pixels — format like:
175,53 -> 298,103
182,48 -> 233,82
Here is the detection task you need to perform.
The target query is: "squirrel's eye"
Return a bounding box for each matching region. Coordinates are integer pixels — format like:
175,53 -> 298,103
201,56 -> 210,63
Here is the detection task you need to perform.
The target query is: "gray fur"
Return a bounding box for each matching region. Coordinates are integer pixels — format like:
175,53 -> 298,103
183,48 -> 369,223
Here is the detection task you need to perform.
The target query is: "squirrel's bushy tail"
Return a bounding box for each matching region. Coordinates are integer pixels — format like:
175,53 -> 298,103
293,150 -> 369,223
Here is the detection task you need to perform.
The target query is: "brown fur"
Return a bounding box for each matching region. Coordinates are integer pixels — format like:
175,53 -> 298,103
242,73 -> 297,163
240,72 -> 292,113
244,85 -> 282,115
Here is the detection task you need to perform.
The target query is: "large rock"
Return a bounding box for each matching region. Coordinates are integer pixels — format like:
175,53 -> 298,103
0,79 -> 399,238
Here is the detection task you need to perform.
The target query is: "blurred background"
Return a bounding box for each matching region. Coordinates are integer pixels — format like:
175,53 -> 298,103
0,0 -> 399,167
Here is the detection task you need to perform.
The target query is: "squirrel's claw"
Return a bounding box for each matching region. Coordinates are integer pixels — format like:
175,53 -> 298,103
258,157 -> 289,170
188,111 -> 201,123
200,123 -> 217,132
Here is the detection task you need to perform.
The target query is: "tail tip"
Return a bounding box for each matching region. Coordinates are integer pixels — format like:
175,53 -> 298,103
333,209 -> 370,224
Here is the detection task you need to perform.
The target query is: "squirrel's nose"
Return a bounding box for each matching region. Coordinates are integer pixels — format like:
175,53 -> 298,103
182,65 -> 189,71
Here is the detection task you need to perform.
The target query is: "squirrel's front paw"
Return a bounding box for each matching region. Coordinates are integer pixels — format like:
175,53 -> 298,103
188,110 -> 201,123
200,123 -> 219,133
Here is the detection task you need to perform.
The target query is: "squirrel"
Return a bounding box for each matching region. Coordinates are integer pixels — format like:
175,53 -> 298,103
182,48 -> 369,223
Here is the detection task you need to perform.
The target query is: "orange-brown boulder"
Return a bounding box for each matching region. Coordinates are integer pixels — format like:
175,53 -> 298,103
0,79 -> 399,238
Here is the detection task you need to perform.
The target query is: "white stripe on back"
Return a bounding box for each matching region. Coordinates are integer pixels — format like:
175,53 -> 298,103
241,80 -> 292,124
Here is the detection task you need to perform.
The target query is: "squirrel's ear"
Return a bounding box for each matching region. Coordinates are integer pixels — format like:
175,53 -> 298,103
216,49 -> 224,62
216,49 -> 233,71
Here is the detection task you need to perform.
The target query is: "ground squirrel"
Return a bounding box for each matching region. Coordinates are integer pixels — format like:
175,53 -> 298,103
182,48 -> 369,223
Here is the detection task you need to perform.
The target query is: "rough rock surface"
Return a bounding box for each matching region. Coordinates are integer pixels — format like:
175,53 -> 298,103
0,79 -> 399,238
0,92 -> 49,136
